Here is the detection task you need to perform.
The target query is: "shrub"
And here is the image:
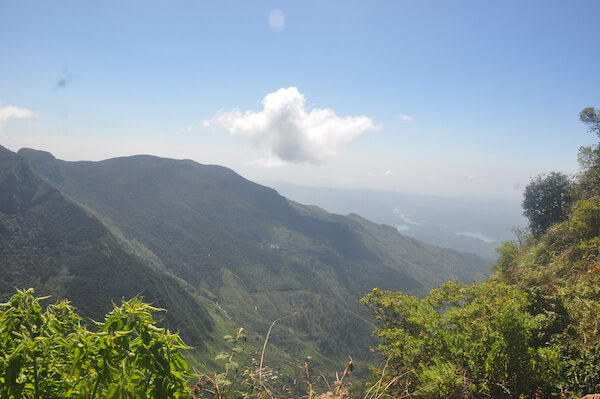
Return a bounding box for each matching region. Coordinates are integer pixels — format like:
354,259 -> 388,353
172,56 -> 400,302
0,288 -> 193,399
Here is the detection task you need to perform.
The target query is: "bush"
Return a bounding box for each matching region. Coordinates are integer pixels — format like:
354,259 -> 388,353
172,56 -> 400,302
362,281 -> 563,398
0,288 -> 193,399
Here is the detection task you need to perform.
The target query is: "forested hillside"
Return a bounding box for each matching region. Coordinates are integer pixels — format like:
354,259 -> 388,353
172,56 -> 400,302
0,146 -> 214,347
1,144 -> 491,377
363,108 -> 600,398
3,106 -> 599,398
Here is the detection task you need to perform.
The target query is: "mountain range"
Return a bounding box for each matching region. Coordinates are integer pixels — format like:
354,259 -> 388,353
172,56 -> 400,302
271,183 -> 526,260
0,145 -> 492,373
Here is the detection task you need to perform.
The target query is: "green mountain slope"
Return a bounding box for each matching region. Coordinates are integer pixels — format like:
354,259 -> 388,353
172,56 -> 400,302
10,146 -> 491,372
0,146 -> 214,347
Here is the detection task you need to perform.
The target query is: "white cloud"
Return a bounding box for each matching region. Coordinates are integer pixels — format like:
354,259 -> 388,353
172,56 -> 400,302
268,9 -> 285,32
205,87 -> 379,165
398,114 -> 413,121
0,104 -> 38,136
384,169 -> 393,176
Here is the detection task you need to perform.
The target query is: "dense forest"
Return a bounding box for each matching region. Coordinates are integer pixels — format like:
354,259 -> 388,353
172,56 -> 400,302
1,108 -> 600,398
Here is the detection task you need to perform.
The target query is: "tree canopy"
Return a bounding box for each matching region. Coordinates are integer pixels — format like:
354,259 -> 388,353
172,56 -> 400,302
580,107 -> 600,138
522,172 -> 573,238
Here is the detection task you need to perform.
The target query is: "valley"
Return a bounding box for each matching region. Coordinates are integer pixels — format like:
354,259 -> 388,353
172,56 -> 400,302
271,183 -> 526,261
1,145 -> 492,375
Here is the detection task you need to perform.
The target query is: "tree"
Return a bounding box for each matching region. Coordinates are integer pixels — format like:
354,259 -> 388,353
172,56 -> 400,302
522,172 -> 573,238
579,107 -> 600,138
577,145 -> 597,170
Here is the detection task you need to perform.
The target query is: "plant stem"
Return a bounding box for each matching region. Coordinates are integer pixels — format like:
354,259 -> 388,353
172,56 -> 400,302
258,312 -> 297,389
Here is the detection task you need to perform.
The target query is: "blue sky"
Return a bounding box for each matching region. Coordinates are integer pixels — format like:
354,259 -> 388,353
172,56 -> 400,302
1,0 -> 599,200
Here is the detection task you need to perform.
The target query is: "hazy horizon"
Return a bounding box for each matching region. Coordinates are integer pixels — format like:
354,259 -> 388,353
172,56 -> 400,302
2,1 -> 599,201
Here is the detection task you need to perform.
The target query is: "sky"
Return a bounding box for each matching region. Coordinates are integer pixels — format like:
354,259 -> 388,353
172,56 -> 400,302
1,0 -> 599,201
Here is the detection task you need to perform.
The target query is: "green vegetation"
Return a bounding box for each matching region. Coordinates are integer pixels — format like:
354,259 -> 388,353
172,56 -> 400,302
522,172 -> 573,238
362,282 -> 562,398
8,108 -> 600,398
7,145 -> 489,374
0,289 -> 362,399
360,108 -> 600,398
0,146 -> 215,350
0,289 -> 191,398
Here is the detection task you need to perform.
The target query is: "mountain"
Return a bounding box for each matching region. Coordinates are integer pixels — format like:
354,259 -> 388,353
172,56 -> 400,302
3,146 -> 492,373
0,146 -> 214,347
271,183 -> 526,260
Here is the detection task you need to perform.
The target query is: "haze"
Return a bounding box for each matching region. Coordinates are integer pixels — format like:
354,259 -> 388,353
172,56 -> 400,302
1,1 -> 599,201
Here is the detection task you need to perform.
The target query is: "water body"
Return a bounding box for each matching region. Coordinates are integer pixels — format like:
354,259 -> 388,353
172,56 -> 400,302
455,232 -> 499,244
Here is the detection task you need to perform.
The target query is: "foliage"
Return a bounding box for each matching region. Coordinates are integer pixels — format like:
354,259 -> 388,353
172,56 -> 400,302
362,281 -> 560,398
192,328 -> 254,399
578,145 -> 597,169
191,327 -> 355,399
489,214 -> 600,396
580,107 -> 600,138
577,106 -> 600,197
522,172 -> 573,238
493,240 -> 519,274
481,109 -> 600,395
577,145 -> 600,198
8,106 -> 600,399
9,145 -> 490,376
0,288 -> 193,399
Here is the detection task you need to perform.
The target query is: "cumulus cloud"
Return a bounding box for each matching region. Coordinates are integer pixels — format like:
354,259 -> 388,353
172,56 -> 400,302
205,87 -> 379,165
0,104 -> 38,135
398,114 -> 413,121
